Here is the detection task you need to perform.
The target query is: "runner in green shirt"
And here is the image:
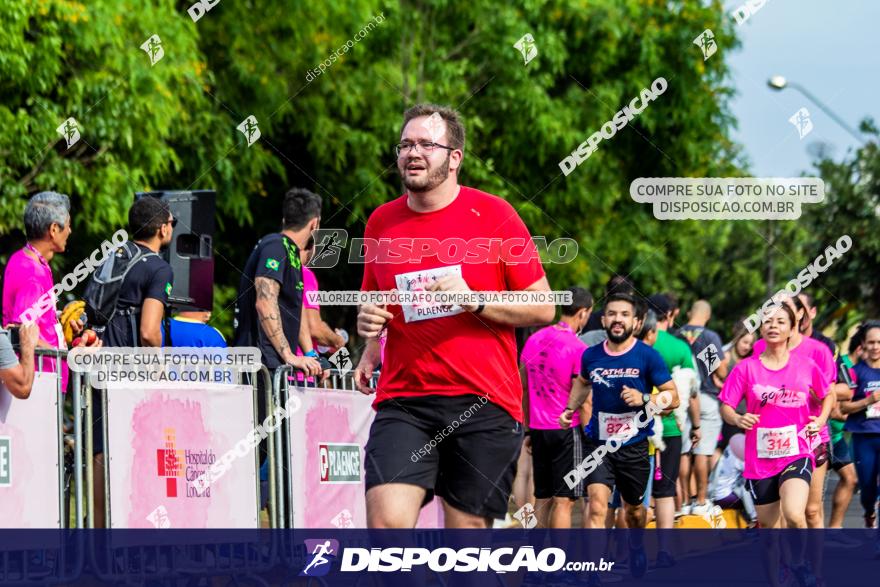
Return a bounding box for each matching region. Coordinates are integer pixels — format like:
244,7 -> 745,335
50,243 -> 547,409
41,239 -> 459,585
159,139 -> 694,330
654,329 -> 694,436
827,345 -> 859,532
646,294 -> 701,568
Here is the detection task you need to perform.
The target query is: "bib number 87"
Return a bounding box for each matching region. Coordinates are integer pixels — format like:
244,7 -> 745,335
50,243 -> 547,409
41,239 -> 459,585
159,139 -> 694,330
607,422 -> 625,435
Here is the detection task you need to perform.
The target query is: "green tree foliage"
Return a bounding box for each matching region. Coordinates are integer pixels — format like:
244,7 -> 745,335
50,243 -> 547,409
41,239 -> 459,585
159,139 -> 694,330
801,121 -> 880,334
0,0 -> 839,341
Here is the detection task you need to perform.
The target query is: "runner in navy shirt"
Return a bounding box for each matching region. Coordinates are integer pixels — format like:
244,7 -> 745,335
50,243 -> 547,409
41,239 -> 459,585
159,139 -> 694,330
579,339 -> 672,446
841,321 -> 880,529
559,293 -> 679,578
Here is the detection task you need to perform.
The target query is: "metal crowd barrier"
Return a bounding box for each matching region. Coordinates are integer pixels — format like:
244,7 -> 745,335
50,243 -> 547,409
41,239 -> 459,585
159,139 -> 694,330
85,364 -> 276,584
270,367 -> 380,530
272,366 -> 380,583
34,348 -> 76,529
85,364 -> 267,530
3,347 -> 378,583
7,351 -> 380,533
0,348 -> 85,585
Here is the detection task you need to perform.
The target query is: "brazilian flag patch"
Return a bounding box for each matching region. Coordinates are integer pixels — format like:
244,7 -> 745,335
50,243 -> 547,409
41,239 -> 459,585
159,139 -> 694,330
165,283 -> 172,296
265,258 -> 280,271
296,281 -> 304,291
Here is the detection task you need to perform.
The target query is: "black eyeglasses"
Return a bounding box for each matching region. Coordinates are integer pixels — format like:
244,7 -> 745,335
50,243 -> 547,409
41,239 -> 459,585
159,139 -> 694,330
395,141 -> 454,157
167,218 -> 178,228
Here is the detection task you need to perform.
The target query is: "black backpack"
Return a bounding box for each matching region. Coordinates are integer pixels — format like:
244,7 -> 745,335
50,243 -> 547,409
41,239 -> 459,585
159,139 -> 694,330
83,241 -> 158,331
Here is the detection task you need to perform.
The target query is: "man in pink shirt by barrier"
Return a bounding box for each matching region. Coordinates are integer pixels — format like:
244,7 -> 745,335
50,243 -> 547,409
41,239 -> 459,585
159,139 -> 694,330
519,286 -> 592,528
299,240 -> 346,353
294,240 -> 345,384
2,191 -> 81,391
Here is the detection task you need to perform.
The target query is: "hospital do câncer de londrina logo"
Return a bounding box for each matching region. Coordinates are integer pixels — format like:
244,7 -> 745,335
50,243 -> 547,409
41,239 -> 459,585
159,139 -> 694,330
156,427 -> 216,498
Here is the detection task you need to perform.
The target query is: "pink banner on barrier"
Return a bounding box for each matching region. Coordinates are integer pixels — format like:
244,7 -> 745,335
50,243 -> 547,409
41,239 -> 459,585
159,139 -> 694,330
288,386 -> 444,528
106,382 -> 259,529
0,373 -> 61,529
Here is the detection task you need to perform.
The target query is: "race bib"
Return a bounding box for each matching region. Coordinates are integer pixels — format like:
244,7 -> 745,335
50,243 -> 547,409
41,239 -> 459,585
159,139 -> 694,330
757,425 -> 798,459
395,265 -> 465,323
599,411 -> 638,441
866,401 -> 880,419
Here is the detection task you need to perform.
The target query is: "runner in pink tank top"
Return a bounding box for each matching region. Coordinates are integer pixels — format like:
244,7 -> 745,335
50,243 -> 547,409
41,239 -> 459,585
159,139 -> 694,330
720,303 -> 833,586
720,303 -> 832,523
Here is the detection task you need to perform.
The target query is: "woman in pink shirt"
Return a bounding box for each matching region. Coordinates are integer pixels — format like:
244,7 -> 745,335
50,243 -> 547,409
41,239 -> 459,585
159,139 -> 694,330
719,302 -> 833,529
750,295 -> 837,532
2,192 -> 79,391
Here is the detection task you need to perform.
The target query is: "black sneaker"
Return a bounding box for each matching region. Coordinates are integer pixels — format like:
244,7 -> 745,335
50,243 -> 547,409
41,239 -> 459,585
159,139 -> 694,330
792,563 -> 817,587
629,544 -> 647,578
655,550 -> 676,568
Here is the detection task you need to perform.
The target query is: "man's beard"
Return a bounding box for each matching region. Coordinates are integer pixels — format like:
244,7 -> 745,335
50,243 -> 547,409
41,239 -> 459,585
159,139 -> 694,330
605,322 -> 634,344
400,151 -> 450,193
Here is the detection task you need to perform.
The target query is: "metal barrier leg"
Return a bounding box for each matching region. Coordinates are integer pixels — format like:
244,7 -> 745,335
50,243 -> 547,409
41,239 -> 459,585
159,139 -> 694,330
56,363 -> 65,529
273,370 -> 286,528
284,371 -> 320,529
102,387 -> 110,528
73,373 -> 83,528
257,367 -> 276,529
86,380 -> 94,528
284,383 -> 293,530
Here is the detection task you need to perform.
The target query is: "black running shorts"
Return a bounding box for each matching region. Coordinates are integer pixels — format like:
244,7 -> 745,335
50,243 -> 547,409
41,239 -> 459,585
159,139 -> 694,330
745,457 -> 813,506
584,438 -> 652,506
531,428 -> 586,499
364,394 -> 523,519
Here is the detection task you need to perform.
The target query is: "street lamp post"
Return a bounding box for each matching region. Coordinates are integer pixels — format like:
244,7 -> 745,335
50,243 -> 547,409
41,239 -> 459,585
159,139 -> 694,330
767,75 -> 867,145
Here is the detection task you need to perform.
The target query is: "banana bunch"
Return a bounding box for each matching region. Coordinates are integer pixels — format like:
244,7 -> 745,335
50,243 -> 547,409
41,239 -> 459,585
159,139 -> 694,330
60,300 -> 85,345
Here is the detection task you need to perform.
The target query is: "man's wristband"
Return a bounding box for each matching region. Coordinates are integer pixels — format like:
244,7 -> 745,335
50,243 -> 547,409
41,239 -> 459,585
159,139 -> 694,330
692,425 -> 701,430
563,407 -> 574,414
304,350 -> 318,358
473,302 -> 485,315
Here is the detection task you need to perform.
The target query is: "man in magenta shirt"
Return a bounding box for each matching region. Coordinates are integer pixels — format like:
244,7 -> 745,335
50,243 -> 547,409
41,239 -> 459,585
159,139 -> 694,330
300,241 -> 345,352
293,243 -> 345,383
2,192 -> 78,391
520,287 -> 592,528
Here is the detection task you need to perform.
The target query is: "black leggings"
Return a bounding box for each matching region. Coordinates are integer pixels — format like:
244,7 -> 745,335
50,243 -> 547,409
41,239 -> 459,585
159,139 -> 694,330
852,433 -> 880,516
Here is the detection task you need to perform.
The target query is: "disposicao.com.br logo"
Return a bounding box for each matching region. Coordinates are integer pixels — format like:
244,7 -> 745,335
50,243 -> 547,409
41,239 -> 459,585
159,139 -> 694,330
300,541 -> 615,574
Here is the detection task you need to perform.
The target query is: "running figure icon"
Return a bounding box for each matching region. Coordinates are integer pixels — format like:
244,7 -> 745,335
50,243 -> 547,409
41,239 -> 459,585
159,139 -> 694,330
301,540 -> 336,576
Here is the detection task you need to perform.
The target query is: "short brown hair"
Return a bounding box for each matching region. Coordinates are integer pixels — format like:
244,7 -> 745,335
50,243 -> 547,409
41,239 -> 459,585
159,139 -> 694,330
400,103 -> 466,152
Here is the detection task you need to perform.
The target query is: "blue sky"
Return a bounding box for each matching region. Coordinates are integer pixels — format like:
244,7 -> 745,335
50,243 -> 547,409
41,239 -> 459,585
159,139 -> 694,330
724,0 -> 878,176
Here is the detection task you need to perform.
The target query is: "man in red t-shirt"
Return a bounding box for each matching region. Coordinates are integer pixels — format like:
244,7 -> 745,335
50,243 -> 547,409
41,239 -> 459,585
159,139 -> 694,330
354,103 -> 554,529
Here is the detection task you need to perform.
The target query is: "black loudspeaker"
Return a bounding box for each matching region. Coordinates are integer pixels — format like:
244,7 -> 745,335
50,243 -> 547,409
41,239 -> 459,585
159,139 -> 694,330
134,190 -> 216,312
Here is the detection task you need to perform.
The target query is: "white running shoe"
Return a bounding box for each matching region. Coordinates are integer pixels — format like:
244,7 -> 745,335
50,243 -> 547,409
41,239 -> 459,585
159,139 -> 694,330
690,501 -> 713,517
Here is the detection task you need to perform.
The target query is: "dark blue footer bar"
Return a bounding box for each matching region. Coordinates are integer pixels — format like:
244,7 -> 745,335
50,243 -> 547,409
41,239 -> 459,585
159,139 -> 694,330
0,529 -> 877,586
